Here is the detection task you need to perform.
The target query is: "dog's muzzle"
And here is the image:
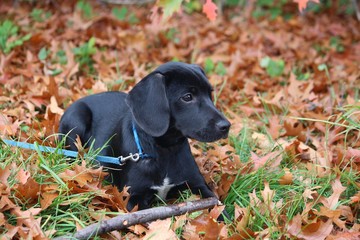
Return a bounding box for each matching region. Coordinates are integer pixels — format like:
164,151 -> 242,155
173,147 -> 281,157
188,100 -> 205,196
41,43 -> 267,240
215,119 -> 231,138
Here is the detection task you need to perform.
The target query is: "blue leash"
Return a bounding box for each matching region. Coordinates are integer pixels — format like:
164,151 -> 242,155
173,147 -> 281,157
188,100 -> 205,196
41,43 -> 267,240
132,121 -> 152,159
2,122 -> 152,165
2,139 -> 122,165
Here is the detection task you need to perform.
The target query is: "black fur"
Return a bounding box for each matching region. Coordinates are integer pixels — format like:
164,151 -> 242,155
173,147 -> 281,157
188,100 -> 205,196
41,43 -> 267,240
59,62 -> 231,211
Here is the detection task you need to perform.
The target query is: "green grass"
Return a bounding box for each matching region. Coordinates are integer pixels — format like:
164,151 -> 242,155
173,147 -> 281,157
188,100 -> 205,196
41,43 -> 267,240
223,103 -> 360,238
1,104 -> 359,238
0,138 -> 115,238
0,20 -> 31,54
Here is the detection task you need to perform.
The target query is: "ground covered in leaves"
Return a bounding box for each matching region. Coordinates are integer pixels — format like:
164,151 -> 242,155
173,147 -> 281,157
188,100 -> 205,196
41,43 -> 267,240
0,0 -> 360,239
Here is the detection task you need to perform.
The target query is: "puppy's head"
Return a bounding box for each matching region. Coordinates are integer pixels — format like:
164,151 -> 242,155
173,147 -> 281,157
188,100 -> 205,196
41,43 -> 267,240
126,62 -> 230,142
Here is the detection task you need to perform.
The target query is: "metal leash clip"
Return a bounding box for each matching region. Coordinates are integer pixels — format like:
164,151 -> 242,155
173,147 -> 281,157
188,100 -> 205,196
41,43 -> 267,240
118,153 -> 140,166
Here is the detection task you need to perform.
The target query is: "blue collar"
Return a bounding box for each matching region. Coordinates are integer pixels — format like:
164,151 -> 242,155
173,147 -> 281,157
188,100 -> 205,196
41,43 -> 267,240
132,122 -> 153,159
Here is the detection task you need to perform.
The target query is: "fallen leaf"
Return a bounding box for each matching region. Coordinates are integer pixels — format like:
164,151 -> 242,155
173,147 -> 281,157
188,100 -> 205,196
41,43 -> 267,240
287,214 -> 333,240
58,161 -> 107,188
261,181 -> 275,206
302,187 -> 320,201
144,219 -> 177,240
326,231 -> 360,240
267,115 -> 282,139
320,177 -> 346,209
16,168 -> 30,185
345,147 -> 360,162
0,163 -> 14,186
283,119 -> 307,142
350,191 -> 360,203
40,191 -> 58,210
234,205 -> 250,231
252,132 -> 272,150
14,177 -> 41,203
202,0 -> 217,21
293,0 -> 320,12
188,209 -> 227,239
250,151 -> 282,171
315,206 -> 346,229
49,96 -> 64,115
279,168 -> 293,185
1,224 -> 19,239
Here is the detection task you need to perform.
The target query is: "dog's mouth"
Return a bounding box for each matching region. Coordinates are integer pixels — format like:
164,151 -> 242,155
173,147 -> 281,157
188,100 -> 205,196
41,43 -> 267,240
188,129 -> 229,143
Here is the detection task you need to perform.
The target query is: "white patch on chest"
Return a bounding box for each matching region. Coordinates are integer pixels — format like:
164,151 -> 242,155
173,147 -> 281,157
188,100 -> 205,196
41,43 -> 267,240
151,177 -> 175,200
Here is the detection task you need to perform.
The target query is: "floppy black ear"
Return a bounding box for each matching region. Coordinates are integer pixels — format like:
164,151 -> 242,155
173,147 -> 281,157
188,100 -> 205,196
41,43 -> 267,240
191,64 -> 207,77
126,73 -> 170,137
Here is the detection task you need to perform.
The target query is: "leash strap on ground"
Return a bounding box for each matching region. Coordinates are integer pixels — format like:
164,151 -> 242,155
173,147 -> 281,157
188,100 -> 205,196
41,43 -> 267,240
1,139 -> 121,165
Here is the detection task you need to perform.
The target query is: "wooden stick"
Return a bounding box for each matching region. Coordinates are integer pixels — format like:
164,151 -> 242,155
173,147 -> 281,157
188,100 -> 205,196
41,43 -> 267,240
54,197 -> 219,240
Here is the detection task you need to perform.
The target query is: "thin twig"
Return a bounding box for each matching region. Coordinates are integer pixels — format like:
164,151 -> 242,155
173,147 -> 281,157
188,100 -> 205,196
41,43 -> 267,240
54,197 -> 220,240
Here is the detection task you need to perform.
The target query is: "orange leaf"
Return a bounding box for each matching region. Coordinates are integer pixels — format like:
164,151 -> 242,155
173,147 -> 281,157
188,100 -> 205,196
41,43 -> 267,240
234,205 -> 250,231
314,206 -> 351,230
59,168 -> 94,187
287,214 -> 333,240
350,191 -> 360,203
209,205 -> 225,220
202,0 -> 217,21
15,177 -> 41,203
293,0 -> 320,12
49,96 -> 64,115
250,151 -> 282,171
16,168 -> 30,185
1,224 -> 19,239
101,185 -> 132,212
190,210 -> 227,239
11,207 -> 45,239
302,187 -> 320,201
327,232 -> 360,240
261,181 -> 275,206
144,219 -> 177,240
267,115 -> 282,139
58,161 -> 107,188
40,191 -> 58,210
279,168 -> 293,185
320,177 -> 346,209
346,147 -> 360,162
283,119 -> 307,142
0,163 -> 14,186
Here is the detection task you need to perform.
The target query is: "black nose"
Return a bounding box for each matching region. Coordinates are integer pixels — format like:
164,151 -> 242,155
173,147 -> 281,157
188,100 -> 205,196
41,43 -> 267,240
216,119 -> 231,133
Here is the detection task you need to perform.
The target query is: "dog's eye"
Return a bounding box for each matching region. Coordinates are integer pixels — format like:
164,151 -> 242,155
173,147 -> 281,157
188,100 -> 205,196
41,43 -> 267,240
181,93 -> 193,102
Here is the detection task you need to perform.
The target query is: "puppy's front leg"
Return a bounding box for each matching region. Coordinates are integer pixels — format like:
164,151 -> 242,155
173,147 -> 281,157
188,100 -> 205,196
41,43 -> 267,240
126,191 -> 155,211
190,184 -> 216,199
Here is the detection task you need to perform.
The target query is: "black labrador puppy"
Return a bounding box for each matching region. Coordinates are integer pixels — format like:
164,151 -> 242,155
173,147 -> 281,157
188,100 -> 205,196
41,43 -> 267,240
59,62 -> 231,211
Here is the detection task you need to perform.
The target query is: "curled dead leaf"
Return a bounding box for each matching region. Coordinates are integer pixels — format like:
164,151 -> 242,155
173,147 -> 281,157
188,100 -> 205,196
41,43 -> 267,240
16,168 -> 30,185
40,191 -> 58,210
144,219 -> 177,240
350,191 -> 360,203
279,168 -> 293,185
250,150 -> 282,171
320,177 -> 346,209
14,177 -> 40,203
345,147 -> 360,162
283,119 -> 307,142
234,205 -> 250,232
49,96 -> 64,115
252,132 -> 272,150
287,214 -> 333,240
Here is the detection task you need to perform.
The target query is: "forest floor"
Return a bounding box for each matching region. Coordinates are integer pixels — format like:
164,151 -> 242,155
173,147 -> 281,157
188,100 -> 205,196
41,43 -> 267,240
0,0 -> 359,239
